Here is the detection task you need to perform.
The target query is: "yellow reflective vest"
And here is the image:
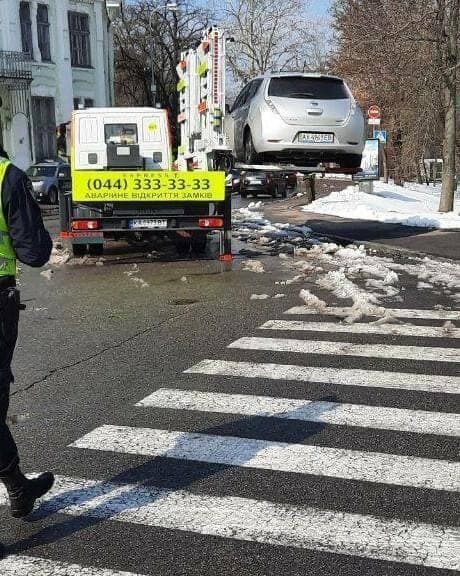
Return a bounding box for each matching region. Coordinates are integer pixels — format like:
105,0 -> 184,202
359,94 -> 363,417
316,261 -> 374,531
0,159 -> 17,277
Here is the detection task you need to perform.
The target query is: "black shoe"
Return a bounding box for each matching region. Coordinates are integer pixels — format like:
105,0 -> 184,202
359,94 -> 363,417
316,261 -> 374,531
0,463 -> 54,518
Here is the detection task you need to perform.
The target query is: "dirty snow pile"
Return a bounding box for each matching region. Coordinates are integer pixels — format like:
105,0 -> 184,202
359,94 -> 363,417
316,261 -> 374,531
279,241 -> 459,321
303,181 -> 460,229
233,201 -> 314,251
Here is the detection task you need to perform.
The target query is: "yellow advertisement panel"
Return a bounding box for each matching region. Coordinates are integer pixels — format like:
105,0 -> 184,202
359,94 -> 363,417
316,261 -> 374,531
71,170 -> 226,202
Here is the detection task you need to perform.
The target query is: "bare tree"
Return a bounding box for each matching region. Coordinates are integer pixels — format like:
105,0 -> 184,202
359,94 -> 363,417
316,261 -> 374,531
435,0 -> 459,212
113,0 -> 211,146
222,0 -> 320,84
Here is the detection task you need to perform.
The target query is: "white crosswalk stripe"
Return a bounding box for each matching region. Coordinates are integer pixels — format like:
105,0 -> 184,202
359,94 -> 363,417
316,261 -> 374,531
228,336 -> 460,363
70,425 -> 460,492
0,476 -> 458,571
137,388 -> 460,436
185,359 -> 460,394
285,306 -> 460,320
5,303 -> 458,574
260,319 -> 460,338
0,556 -> 145,576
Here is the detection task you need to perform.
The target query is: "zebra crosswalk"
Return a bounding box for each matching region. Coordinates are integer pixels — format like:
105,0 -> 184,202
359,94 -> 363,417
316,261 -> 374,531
1,300 -> 459,574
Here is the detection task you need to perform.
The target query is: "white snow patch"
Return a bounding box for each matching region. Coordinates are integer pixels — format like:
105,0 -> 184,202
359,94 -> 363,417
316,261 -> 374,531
40,269 -> 53,280
242,260 -> 265,273
304,181 -> 460,229
298,289 -> 327,311
250,294 -> 270,300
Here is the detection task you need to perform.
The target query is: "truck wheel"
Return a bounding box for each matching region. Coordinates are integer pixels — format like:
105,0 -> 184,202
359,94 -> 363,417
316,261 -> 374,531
88,244 -> 104,256
72,243 -> 87,257
191,233 -> 208,254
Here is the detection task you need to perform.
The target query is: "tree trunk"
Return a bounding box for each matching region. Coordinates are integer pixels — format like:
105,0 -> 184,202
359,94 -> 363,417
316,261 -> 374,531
439,84 -> 457,212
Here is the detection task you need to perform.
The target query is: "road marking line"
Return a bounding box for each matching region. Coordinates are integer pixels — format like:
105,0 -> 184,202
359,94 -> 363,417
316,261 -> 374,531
228,336 -> 459,363
285,306 -> 460,321
70,425 -> 460,492
0,475 -> 458,570
260,319 -> 460,339
0,555 -> 144,576
137,388 -> 460,437
185,359 -> 460,394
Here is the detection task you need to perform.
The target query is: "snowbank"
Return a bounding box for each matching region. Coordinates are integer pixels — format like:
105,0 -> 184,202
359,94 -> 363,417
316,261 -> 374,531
303,181 -> 460,229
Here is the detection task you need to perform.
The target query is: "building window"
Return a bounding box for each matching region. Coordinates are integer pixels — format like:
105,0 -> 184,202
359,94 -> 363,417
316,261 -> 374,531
73,98 -> 81,110
68,11 -> 91,67
19,2 -> 33,59
32,96 -> 56,161
37,4 -> 51,62
84,98 -> 94,108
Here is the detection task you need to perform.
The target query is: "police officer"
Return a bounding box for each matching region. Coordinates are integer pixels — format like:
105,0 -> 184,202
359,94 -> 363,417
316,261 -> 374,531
0,146 -> 54,518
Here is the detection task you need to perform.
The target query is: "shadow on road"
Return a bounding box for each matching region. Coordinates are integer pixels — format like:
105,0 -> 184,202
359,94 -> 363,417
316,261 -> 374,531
6,396 -> 338,555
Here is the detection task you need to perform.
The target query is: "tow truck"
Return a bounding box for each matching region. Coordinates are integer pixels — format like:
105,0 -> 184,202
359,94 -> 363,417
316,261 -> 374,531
60,26 -> 361,262
59,27 -> 232,261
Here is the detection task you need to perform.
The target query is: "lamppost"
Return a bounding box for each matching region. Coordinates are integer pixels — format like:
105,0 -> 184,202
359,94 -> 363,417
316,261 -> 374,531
149,2 -> 178,107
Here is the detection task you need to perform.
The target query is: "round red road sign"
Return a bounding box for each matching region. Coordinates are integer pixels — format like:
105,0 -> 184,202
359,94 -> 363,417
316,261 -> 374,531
367,105 -> 381,119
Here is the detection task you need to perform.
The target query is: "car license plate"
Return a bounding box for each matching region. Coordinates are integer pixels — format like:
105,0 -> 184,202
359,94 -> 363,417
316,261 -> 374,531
129,219 -> 167,229
298,133 -> 334,144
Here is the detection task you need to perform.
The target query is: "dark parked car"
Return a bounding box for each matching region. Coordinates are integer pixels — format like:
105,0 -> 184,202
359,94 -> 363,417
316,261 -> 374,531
26,160 -> 70,204
225,169 -> 242,193
240,171 -> 277,198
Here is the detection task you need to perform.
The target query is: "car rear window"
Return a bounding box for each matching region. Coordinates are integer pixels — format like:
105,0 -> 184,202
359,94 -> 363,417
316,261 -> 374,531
268,77 -> 349,100
26,166 -> 56,178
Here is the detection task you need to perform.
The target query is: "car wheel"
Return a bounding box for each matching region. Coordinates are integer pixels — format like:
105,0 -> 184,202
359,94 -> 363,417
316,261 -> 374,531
72,243 -> 87,257
48,186 -> 58,205
88,244 -> 104,256
243,130 -> 258,164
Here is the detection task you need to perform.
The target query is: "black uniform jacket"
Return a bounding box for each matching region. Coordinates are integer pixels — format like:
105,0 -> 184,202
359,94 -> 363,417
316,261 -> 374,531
1,163 -> 52,268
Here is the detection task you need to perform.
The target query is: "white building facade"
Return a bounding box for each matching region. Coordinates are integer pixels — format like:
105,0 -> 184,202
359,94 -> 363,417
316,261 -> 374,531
0,0 -> 121,169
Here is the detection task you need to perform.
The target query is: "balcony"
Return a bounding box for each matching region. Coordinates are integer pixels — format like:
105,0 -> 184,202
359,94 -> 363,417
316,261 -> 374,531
0,51 -> 32,87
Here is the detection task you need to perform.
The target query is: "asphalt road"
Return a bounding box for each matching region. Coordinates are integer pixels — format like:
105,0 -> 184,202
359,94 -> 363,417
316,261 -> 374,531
1,202 -> 459,576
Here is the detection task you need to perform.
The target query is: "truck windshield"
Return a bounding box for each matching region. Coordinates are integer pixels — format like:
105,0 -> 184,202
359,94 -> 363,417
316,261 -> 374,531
105,124 -> 138,145
268,77 -> 349,100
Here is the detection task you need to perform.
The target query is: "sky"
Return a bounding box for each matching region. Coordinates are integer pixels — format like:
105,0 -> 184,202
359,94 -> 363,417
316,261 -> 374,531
311,0 -> 333,19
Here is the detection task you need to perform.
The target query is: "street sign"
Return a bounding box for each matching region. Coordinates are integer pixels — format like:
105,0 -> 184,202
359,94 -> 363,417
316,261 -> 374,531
368,118 -> 381,126
373,129 -> 387,143
367,105 -> 381,119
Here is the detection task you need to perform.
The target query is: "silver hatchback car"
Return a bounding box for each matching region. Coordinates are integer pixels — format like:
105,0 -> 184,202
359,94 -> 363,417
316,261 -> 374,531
226,73 -> 365,169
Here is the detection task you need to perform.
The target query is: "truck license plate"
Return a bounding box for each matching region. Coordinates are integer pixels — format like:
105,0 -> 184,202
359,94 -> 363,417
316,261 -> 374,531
129,219 -> 167,229
298,133 -> 334,144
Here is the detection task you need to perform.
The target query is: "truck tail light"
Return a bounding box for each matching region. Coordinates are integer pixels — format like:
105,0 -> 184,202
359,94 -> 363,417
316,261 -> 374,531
72,220 -> 100,230
199,218 -> 224,228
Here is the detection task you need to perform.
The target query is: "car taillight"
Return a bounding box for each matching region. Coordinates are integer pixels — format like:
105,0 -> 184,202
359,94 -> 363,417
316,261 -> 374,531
199,218 -> 224,228
265,97 -> 280,116
72,220 -> 100,230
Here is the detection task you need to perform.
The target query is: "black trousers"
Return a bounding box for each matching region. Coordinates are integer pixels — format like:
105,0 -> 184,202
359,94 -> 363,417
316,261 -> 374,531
0,287 -> 19,472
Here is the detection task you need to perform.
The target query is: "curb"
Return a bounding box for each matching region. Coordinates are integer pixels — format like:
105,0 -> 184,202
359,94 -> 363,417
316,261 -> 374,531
264,202 -> 460,263
314,232 -> 458,263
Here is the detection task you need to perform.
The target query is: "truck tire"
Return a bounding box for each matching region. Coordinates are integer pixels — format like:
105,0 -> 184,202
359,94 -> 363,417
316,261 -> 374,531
191,232 -> 208,254
72,243 -> 87,257
88,244 -> 104,256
